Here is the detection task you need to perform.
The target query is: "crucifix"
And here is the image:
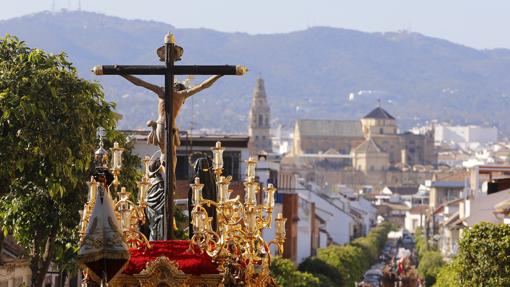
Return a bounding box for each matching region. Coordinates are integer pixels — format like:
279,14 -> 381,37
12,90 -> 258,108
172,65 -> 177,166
92,33 -> 246,239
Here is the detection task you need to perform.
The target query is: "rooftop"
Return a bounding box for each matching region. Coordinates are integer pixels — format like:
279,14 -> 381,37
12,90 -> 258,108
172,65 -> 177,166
409,205 -> 429,214
385,186 -> 419,196
353,138 -> 384,154
429,181 -> 465,189
363,107 -> 395,120
296,119 -> 363,138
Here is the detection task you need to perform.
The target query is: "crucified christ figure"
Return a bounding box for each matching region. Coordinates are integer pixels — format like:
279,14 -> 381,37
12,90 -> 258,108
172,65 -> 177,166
121,74 -> 223,159
121,74 -> 223,239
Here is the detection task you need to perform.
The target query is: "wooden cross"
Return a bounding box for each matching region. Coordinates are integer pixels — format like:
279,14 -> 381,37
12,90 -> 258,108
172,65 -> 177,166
92,33 -> 246,239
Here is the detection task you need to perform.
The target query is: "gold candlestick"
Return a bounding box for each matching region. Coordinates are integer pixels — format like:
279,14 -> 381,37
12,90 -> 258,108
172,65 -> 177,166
189,141 -> 286,286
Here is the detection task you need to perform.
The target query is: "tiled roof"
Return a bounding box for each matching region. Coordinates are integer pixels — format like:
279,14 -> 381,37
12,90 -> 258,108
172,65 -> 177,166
363,107 -> 395,120
353,138 -> 383,154
296,119 -> 363,137
379,202 -> 411,211
436,170 -> 469,181
409,205 -> 429,214
386,186 -> 419,195
432,198 -> 464,215
1,235 -> 25,261
442,212 -> 460,227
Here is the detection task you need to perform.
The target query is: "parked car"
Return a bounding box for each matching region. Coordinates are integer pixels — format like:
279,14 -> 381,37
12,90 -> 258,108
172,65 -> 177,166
402,236 -> 414,247
361,269 -> 383,287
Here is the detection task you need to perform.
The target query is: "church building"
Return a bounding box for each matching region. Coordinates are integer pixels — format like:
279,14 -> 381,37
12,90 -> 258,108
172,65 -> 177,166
293,106 -> 436,171
248,78 -> 273,155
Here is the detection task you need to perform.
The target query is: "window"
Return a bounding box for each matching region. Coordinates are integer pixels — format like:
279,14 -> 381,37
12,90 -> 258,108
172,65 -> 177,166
176,154 -> 191,180
176,151 -> 242,180
223,151 -> 241,180
258,114 -> 263,126
380,128 -> 384,134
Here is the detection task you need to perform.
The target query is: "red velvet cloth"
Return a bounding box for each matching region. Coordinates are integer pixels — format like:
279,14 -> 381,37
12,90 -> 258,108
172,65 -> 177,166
123,240 -> 219,275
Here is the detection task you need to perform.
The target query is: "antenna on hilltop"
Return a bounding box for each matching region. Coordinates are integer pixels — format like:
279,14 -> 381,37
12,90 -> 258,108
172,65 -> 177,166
51,0 -> 56,12
78,0 -> 81,11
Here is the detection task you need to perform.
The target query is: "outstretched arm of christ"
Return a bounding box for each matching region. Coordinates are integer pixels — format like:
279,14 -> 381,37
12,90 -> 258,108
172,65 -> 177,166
120,74 -> 164,98
183,75 -> 223,99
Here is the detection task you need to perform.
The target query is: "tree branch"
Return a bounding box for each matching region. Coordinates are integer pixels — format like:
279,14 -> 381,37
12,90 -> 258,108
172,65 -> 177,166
33,225 -> 58,287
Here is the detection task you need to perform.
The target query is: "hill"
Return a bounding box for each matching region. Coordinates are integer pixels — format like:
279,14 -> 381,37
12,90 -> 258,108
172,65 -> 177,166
2,10 -> 510,135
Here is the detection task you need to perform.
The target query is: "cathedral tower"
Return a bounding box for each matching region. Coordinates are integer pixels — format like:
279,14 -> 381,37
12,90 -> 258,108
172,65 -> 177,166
248,78 -> 272,155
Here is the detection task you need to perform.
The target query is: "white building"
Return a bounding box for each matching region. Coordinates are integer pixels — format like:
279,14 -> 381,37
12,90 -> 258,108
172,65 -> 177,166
350,196 -> 377,235
435,125 -> 498,145
297,181 -> 356,247
404,205 -> 427,233
431,165 -> 510,257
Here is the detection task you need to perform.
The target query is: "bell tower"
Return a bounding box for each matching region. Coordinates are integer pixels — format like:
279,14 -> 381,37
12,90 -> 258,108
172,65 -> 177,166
248,78 -> 272,155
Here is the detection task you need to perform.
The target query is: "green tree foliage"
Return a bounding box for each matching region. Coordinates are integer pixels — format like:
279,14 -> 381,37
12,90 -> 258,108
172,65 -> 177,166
433,223 -> 510,287
0,35 -> 118,287
414,227 -> 428,257
455,223 -> 510,286
270,257 -> 320,287
433,259 -> 461,287
316,245 -> 363,287
414,227 -> 444,286
295,222 -> 392,287
417,251 -> 444,286
298,257 -> 341,287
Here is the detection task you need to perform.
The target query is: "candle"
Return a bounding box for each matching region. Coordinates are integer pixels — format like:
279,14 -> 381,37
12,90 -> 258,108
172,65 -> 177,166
119,187 -> 129,201
192,212 -> 202,233
121,206 -> 131,232
266,184 -> 276,208
112,141 -> 124,169
246,157 -> 257,179
212,141 -> 224,170
191,177 -> 204,205
275,213 -> 287,239
245,181 -> 257,205
217,176 -> 229,203
138,179 -> 149,204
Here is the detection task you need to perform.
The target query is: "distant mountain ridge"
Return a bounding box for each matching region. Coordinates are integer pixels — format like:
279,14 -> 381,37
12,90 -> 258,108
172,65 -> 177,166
2,11 -> 510,135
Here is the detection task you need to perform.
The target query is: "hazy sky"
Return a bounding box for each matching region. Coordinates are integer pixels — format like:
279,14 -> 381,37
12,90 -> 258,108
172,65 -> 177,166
1,0 -> 509,49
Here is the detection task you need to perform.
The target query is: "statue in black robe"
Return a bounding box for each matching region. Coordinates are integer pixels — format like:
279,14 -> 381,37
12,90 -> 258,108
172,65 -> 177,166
188,156 -> 217,238
146,158 -> 165,241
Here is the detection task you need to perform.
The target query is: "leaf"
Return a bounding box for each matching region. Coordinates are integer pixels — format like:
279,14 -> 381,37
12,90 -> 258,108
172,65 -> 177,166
0,91 -> 8,100
15,161 -> 24,172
